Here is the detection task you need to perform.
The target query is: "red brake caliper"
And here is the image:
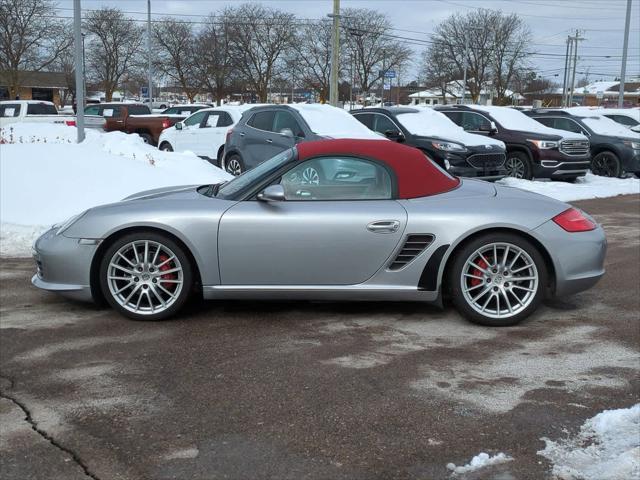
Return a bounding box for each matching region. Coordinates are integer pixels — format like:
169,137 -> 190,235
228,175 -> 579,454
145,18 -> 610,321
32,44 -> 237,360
470,258 -> 488,287
158,254 -> 177,291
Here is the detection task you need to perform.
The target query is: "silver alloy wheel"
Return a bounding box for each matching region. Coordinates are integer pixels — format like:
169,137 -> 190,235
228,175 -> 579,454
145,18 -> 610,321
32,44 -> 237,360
505,157 -> 526,178
460,242 -> 538,319
107,240 -> 184,315
225,158 -> 242,176
301,167 -> 320,185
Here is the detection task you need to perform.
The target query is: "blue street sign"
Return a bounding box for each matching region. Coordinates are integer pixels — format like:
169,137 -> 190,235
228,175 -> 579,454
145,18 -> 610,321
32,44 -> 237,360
141,86 -> 149,98
385,70 -> 396,78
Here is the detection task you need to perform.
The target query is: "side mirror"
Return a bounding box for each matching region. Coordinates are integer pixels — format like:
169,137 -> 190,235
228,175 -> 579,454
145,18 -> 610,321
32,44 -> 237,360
279,128 -> 294,139
384,129 -> 404,141
175,122 -> 183,130
257,184 -> 285,202
479,121 -> 498,133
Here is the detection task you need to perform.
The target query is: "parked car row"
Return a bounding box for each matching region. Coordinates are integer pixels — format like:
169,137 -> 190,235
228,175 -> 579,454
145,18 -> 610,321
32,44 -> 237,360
0,100 -> 105,129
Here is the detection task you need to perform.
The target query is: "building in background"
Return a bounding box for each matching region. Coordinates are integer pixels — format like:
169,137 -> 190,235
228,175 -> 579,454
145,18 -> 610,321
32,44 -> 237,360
0,71 -> 68,104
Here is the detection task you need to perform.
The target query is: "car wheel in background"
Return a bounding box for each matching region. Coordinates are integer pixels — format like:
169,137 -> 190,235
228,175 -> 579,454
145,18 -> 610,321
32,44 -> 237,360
448,232 -> 547,326
159,142 -> 173,152
99,232 -> 194,321
505,151 -> 532,180
223,154 -> 244,176
160,104 -> 167,109
139,133 -> 153,144
591,151 -> 623,178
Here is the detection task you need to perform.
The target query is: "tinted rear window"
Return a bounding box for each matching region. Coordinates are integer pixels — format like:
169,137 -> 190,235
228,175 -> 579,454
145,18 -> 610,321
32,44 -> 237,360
127,105 -> 151,115
247,111 -> 275,131
0,104 -> 21,117
26,103 -> 58,115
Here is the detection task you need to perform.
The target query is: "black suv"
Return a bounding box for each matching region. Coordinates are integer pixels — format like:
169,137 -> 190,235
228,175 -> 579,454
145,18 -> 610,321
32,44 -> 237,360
351,107 -> 507,180
435,105 -> 591,181
525,109 -> 640,178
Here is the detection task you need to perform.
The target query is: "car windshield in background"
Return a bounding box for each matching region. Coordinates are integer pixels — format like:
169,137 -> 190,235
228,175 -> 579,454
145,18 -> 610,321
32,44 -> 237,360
396,110 -> 461,137
581,116 -> 637,137
288,105 -> 376,138
26,103 -> 58,115
216,149 -> 294,199
163,106 -> 202,115
476,107 -> 549,133
127,105 -> 152,115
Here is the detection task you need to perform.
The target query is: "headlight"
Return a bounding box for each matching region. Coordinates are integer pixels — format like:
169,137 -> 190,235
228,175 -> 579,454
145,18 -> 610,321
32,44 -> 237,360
53,211 -> 87,236
527,139 -> 559,149
623,140 -> 640,150
432,141 -> 466,152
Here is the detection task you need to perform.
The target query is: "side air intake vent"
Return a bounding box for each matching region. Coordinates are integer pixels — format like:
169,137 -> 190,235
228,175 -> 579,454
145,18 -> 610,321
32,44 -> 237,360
388,234 -> 434,271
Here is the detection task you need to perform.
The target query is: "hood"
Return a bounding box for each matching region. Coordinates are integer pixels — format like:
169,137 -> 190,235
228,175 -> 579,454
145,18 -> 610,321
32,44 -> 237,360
415,131 -> 505,149
121,185 -> 202,201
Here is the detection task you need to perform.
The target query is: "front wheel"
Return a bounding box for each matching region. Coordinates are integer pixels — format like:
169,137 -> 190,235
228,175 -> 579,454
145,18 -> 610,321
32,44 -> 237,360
591,151 -> 623,178
505,151 -> 533,180
222,154 -> 244,176
99,232 -> 193,321
159,142 -> 173,152
448,233 -> 547,326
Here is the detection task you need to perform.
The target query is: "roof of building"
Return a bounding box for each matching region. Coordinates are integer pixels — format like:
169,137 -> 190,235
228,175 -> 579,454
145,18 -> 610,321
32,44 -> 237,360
0,70 -> 68,89
296,139 -> 460,199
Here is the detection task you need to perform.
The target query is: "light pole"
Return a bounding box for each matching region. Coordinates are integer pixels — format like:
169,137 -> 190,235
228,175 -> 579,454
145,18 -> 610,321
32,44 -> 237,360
618,0 -> 632,107
327,0 -> 340,106
147,0 -> 153,105
73,0 -> 84,142
81,32 -> 86,100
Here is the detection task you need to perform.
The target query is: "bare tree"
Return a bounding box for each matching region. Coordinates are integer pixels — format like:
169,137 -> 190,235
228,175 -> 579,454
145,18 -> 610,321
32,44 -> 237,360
292,20 -> 332,102
193,15 -> 236,105
225,3 -> 296,102
84,7 -> 143,101
153,18 -> 199,102
0,0 -> 72,99
341,8 -> 413,105
420,42 -> 461,101
491,13 -> 531,103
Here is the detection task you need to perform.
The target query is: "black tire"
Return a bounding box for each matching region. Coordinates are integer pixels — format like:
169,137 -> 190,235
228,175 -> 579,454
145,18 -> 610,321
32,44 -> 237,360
591,151 -> 623,178
139,133 -> 153,145
505,151 -> 533,180
223,154 -> 244,176
448,232 -> 548,326
99,232 -> 194,321
160,104 -> 167,109
216,146 -> 225,167
159,142 -> 173,152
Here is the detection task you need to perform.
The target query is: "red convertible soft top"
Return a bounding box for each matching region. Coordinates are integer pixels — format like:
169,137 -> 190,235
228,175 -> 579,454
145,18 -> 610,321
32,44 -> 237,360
296,139 -> 460,199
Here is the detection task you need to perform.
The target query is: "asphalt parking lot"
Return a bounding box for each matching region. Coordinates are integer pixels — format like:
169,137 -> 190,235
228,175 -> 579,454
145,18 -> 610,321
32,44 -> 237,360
1,194 -> 638,480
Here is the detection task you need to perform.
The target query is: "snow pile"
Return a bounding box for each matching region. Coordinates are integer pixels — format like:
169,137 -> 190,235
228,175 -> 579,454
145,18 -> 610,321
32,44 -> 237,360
538,404 -> 640,480
0,123 -> 231,257
498,173 -> 640,202
446,452 -> 513,475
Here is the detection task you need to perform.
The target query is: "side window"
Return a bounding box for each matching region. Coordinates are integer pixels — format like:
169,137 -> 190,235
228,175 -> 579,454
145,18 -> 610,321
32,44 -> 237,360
247,111 -> 275,131
460,112 -> 487,131
280,156 -> 393,201
273,111 -> 304,137
554,118 -> 583,134
353,113 -> 374,129
184,111 -> 207,127
84,105 -> 101,115
607,114 -> 636,127
0,104 -> 21,117
373,114 -> 398,134
534,117 -> 555,128
218,112 -> 234,127
26,103 -> 57,115
204,113 -> 221,128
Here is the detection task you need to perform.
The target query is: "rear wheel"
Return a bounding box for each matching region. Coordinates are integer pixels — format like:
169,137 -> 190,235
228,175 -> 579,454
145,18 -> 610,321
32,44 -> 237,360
591,151 -> 623,178
159,142 -> 173,152
505,151 -> 533,180
449,233 -> 547,326
99,232 -> 193,321
223,154 -> 244,176
139,133 -> 153,145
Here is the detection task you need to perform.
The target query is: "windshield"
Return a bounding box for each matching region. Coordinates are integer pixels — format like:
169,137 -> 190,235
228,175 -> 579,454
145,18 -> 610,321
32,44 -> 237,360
582,116 -> 638,137
216,149 -> 294,199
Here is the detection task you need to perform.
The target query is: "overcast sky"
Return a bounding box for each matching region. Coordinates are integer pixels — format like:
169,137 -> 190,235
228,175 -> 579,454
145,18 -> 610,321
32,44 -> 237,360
57,0 -> 640,85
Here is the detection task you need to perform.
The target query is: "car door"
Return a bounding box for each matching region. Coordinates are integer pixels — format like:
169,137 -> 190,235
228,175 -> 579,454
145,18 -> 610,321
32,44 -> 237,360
179,111 -> 207,152
243,110 -> 281,167
218,155 -> 407,285
197,111 -> 232,157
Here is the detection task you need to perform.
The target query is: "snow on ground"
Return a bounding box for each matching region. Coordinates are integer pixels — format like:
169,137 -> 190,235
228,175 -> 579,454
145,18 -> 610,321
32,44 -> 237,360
497,173 -> 640,202
446,452 -> 513,475
538,404 -> 640,480
0,123 -> 231,257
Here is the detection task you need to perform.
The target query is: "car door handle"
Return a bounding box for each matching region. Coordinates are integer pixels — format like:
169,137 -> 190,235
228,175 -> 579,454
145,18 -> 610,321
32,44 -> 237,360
266,138 -> 273,143
367,220 -> 400,233
239,132 -> 245,137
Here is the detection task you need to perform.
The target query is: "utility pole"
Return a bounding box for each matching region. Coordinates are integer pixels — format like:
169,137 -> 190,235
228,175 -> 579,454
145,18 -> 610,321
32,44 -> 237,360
73,0 -> 85,142
379,50 -> 386,105
568,30 -> 583,107
461,32 -> 469,104
561,35 -> 572,107
618,0 -> 632,107
147,0 -> 153,106
328,0 -> 340,106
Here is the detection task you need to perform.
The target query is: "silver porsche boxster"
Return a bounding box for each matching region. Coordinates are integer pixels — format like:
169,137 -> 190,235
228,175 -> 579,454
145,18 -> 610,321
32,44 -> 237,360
32,139 -> 606,326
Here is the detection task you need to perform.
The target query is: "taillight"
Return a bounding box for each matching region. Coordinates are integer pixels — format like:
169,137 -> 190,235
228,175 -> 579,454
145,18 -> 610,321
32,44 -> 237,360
552,208 -> 596,232
226,128 -> 233,144
162,119 -> 171,129
65,120 -> 76,126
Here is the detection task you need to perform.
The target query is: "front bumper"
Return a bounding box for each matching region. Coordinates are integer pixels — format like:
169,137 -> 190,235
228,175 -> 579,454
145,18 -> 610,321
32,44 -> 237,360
31,228 -> 98,302
534,219 -> 607,297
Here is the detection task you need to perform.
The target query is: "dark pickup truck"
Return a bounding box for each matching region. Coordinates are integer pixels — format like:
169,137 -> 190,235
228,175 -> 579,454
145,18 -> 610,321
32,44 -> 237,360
83,103 -> 184,145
